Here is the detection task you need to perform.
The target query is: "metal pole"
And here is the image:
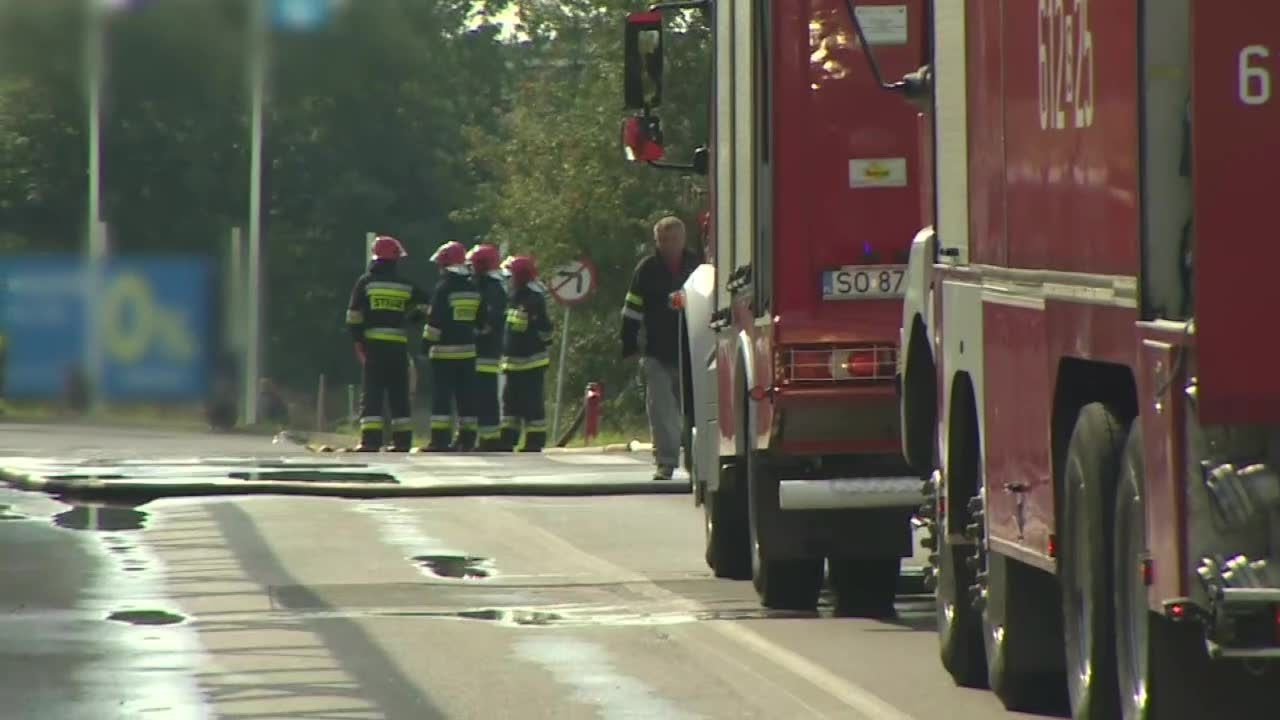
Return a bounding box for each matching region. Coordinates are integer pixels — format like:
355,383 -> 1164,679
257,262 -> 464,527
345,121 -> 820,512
244,0 -> 267,425
551,305 -> 571,440
316,373 -> 326,431
228,227 -> 244,349
85,0 -> 106,414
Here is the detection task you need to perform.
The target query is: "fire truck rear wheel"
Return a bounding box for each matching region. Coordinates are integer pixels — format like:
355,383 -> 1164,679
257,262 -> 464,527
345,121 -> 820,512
705,462 -> 751,580
747,452 -> 823,610
1061,402 -> 1125,720
1112,426 -> 1210,720
829,555 -> 899,618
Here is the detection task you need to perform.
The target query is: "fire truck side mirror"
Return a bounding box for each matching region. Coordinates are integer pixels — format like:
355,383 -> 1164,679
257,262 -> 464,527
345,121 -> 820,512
691,146 -> 709,175
623,12 -> 664,110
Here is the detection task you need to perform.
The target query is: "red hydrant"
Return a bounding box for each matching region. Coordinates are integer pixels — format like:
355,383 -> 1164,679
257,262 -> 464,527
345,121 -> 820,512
584,382 -> 603,445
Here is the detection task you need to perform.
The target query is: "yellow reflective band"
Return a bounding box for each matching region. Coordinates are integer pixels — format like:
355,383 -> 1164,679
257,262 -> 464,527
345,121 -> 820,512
430,344 -> 477,360
430,420 -> 452,430
621,307 -> 642,321
346,309 -> 364,324
451,296 -> 480,322
367,288 -> 409,311
365,329 -> 408,343
359,419 -> 384,430
423,325 -> 442,341
625,292 -> 643,308
476,358 -> 501,373
368,281 -> 413,293
502,355 -> 550,372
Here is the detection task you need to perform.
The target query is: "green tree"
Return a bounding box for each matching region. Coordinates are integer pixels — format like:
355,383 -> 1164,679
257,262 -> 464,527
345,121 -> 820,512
456,0 -> 710,430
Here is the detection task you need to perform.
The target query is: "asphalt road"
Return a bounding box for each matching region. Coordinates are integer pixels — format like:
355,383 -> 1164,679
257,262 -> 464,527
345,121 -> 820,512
0,423 -> 1058,719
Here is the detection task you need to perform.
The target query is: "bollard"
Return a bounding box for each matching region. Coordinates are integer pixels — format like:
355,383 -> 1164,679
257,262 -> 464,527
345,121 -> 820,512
584,382 -> 604,445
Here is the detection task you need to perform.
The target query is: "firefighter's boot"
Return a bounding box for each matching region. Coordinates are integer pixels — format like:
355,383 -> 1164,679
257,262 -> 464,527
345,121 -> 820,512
422,428 -> 454,452
355,428 -> 383,452
520,430 -> 546,453
389,430 -> 413,452
454,429 -> 477,452
499,426 -> 521,452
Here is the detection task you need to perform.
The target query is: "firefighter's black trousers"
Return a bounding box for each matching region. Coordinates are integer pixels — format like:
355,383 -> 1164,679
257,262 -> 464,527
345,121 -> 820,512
359,340 -> 413,450
474,367 -> 502,449
501,367 -> 546,452
429,358 -> 477,449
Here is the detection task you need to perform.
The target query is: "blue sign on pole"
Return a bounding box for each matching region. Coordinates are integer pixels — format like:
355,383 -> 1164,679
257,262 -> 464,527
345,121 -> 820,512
271,0 -> 337,32
0,256 -> 212,401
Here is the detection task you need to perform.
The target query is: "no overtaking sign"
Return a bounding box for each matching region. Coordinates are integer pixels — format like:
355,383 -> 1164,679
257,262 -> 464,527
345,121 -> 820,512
548,258 -> 598,306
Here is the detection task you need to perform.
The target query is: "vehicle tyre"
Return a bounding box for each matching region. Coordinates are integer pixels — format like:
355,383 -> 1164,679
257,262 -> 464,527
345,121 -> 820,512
705,462 -> 751,580
1061,402 -> 1125,720
937,395 -> 988,688
748,450 -> 823,610
1113,426 -> 1210,720
900,328 -> 937,475
830,555 -> 899,618
982,545 -> 1068,712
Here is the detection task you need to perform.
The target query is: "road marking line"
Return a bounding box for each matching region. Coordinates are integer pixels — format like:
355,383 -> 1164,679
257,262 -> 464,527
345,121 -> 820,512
478,502 -> 919,720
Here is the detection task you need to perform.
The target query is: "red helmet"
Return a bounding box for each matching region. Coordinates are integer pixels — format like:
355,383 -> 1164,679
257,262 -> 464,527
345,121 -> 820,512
503,255 -> 538,285
465,243 -> 500,273
430,240 -> 467,267
371,235 -> 407,261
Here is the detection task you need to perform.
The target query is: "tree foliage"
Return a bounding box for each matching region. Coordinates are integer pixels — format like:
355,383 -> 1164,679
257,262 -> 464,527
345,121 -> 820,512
0,0 -> 709,429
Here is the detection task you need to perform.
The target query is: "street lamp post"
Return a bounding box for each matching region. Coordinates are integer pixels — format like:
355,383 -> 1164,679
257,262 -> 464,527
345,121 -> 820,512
84,0 -> 108,414
243,0 -> 268,426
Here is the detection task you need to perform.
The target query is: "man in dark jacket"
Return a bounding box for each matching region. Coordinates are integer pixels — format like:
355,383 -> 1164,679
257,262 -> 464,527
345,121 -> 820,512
467,243 -> 508,451
500,255 -> 553,452
621,216 -> 700,480
421,241 -> 486,451
346,235 -> 430,451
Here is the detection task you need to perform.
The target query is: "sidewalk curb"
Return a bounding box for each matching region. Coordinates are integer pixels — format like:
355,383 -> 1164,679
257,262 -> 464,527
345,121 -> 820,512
0,469 -> 691,502
302,438 -> 656,455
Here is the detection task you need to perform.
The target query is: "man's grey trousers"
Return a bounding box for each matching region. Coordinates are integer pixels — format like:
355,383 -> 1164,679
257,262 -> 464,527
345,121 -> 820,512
642,356 -> 682,469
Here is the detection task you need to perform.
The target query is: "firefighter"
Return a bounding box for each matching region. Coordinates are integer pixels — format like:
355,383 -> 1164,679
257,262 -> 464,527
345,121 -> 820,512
346,235 -> 430,452
421,241 -> 486,451
499,255 -> 553,452
467,243 -> 507,451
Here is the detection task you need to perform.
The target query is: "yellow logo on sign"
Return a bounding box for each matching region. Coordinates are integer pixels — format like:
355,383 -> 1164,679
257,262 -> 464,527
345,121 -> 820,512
863,163 -> 891,180
102,273 -> 196,364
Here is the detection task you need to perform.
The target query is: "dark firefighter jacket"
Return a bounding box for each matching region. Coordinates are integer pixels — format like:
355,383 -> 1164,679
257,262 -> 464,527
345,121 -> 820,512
346,261 -> 430,346
503,283 -> 553,372
422,270 -> 486,360
620,249 -> 700,367
474,271 -> 509,374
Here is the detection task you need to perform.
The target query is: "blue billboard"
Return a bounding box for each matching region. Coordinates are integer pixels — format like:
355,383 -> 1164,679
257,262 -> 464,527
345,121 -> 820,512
0,256 -> 212,401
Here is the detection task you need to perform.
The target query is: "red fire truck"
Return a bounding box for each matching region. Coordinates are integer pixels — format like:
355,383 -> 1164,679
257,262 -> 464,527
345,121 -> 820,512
850,0 -> 1280,716
619,1 -> 929,613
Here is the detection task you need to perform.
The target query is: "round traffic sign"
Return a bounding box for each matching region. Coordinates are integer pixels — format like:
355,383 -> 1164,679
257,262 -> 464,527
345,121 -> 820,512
548,258 -> 598,306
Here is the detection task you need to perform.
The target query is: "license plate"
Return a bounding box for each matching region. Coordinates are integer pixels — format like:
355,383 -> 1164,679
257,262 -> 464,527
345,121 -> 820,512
822,265 -> 907,300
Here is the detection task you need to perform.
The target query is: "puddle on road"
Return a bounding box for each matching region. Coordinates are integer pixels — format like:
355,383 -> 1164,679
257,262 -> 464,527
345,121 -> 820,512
412,554 -> 493,579
106,609 -> 186,626
53,505 -> 149,531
